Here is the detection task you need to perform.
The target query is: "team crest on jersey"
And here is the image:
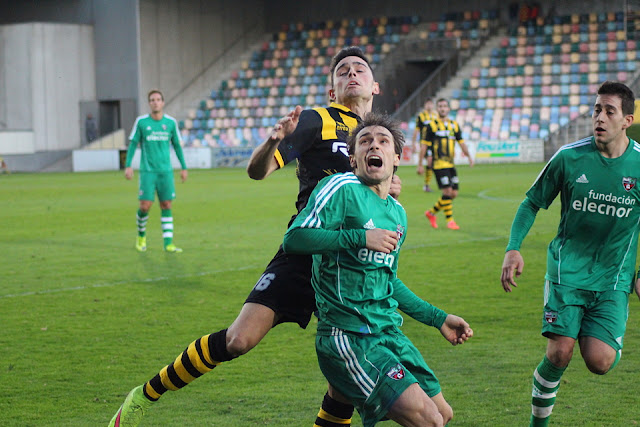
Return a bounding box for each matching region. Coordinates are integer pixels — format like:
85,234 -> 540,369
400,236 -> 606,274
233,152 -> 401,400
162,124 -> 167,130
396,224 -> 405,240
386,363 -> 405,380
622,177 -> 636,192
544,311 -> 558,324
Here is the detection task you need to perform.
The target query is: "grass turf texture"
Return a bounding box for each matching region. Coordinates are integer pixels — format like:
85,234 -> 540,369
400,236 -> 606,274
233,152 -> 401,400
1,163 -> 639,426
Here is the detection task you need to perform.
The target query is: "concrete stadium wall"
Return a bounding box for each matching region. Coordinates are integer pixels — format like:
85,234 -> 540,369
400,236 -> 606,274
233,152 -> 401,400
0,23 -> 95,152
138,0 -> 266,117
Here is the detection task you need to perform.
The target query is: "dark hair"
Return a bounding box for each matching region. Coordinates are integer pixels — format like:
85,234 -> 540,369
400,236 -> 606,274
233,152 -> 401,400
148,89 -> 164,102
347,112 -> 405,157
329,46 -> 373,87
597,81 -> 635,115
436,98 -> 449,106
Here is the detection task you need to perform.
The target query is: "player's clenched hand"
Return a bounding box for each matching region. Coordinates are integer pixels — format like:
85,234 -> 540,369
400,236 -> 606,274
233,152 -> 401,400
365,229 -> 398,253
439,314 -> 473,345
270,105 -> 302,141
124,167 -> 134,180
501,250 -> 524,292
389,174 -> 402,199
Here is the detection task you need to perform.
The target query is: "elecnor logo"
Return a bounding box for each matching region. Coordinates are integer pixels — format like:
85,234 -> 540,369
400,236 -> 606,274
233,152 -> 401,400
572,190 -> 636,218
358,248 -> 395,266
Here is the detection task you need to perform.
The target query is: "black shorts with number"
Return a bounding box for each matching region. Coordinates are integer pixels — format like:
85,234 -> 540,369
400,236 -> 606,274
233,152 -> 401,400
245,245 -> 315,329
434,167 -> 459,190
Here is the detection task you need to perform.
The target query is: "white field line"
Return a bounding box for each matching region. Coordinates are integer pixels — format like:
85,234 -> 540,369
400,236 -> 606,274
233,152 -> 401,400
477,189 -> 522,202
0,264 -> 260,300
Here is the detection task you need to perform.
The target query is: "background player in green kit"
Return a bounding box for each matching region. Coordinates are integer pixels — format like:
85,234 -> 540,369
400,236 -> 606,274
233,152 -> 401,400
500,81 -> 639,427
125,89 -> 188,253
284,113 -> 473,427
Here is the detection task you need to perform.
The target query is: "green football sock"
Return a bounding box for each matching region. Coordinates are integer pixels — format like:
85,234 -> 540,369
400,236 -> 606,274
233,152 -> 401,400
161,209 -> 173,246
137,209 -> 149,237
530,355 -> 566,426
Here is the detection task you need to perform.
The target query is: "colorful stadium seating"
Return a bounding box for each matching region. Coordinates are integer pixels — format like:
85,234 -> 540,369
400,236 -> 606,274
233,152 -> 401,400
409,11 -> 638,143
181,16 -> 420,147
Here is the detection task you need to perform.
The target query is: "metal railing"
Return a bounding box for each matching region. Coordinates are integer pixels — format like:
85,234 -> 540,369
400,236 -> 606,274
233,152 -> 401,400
391,53 -> 460,123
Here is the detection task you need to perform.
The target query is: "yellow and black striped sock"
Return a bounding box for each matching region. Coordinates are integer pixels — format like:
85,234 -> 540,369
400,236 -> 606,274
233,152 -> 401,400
425,167 -> 433,186
431,195 -> 449,214
314,393 -> 354,426
440,195 -> 453,220
143,329 -> 234,401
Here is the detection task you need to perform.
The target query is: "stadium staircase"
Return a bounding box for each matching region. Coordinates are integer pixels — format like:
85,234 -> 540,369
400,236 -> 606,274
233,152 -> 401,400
176,9 -> 639,159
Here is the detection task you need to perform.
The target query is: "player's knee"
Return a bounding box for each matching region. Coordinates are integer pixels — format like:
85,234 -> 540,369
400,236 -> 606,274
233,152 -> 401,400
225,330 -> 258,357
411,400 -> 445,426
585,357 -> 613,375
547,347 -> 573,367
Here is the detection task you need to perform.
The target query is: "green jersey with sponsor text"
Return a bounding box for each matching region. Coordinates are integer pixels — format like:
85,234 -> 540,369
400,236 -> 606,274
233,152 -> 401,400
125,114 -> 186,172
288,172 -> 408,335
527,136 -> 640,292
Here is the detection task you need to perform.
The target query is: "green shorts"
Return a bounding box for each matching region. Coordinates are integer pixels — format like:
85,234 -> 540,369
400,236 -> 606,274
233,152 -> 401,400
542,280 -> 629,351
138,172 -> 176,201
316,327 -> 440,427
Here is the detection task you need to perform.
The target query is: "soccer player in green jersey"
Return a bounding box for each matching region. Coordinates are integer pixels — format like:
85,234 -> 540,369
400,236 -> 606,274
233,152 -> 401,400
501,81 -> 639,427
284,113 -> 473,427
124,89 -> 188,253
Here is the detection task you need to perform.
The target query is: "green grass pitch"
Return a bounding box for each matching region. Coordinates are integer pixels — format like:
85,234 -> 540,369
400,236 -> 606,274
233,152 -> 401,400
1,163 -> 639,426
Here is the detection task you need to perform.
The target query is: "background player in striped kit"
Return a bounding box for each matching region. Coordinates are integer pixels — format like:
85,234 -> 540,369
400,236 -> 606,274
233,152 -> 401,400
501,81 -> 639,427
423,98 -> 474,230
413,97 -> 437,192
284,112 -> 472,427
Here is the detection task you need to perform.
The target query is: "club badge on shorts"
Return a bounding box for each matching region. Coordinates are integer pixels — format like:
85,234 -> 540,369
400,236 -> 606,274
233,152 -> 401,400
544,311 -> 558,324
386,363 -> 405,380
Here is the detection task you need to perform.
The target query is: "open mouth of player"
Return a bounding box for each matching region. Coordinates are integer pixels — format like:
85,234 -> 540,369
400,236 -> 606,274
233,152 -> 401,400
594,127 -> 605,135
367,155 -> 383,168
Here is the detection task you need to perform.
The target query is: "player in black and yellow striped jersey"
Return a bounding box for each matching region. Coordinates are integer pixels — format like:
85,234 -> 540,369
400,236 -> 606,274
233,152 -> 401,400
109,46 -> 401,427
413,98 -> 437,192
422,98 -> 474,230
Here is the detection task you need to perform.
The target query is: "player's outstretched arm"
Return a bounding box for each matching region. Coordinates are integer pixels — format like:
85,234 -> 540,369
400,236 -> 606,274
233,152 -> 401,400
247,105 -> 302,180
459,142 -> 474,167
439,314 -> 473,345
501,250 -> 524,292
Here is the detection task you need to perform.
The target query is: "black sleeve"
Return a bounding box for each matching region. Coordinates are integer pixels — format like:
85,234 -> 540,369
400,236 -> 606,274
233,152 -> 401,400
275,109 -> 322,166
